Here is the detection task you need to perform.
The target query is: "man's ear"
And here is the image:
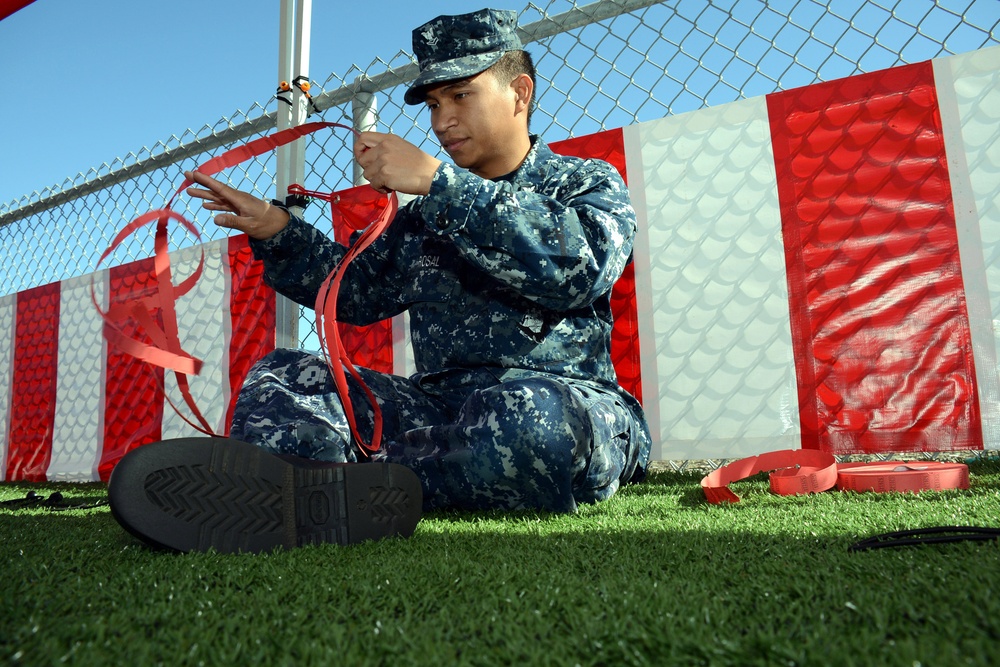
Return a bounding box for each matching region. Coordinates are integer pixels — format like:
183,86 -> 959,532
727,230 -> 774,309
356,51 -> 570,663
511,73 -> 533,117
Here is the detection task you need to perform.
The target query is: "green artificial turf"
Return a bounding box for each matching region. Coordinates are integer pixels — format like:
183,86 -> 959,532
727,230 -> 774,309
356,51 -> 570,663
3,458 -> 1000,666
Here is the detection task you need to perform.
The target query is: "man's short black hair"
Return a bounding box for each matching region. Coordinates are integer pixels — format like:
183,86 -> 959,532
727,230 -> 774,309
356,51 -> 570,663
487,50 -> 536,125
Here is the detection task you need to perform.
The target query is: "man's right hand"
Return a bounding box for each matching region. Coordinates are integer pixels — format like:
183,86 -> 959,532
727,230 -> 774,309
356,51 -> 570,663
353,132 -> 441,196
185,170 -> 290,240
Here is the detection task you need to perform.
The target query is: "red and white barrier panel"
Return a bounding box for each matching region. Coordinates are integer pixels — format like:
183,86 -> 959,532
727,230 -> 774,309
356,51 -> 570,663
3,46 -> 999,480
0,236 -> 275,482
623,46 -> 1000,461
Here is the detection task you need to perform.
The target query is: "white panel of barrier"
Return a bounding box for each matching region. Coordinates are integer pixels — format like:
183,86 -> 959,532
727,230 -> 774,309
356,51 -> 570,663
936,47 -> 1000,449
627,97 -> 801,461
162,240 -> 230,439
49,272 -> 107,481
0,294 -> 13,479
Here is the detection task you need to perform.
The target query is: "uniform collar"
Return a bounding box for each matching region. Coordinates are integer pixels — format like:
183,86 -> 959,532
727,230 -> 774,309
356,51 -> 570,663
493,135 -> 550,184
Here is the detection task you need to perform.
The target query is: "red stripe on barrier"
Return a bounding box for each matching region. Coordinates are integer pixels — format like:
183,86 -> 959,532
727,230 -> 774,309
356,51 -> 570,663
551,129 -> 643,404
99,258 -> 165,481
767,62 -> 982,455
6,282 -> 60,481
551,128 -> 628,182
610,262 -> 642,404
226,235 -> 277,431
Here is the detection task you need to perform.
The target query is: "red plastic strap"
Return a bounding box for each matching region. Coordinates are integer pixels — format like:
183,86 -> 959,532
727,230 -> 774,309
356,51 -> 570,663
94,207 -> 213,434
96,121 -> 390,445
701,450 -> 971,504
836,461 -> 969,493
166,122 -> 353,209
700,449 -> 838,504
302,184 -> 398,456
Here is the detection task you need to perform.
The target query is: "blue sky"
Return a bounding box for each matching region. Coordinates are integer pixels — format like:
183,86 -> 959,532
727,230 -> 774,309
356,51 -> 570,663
0,0 -> 499,205
3,0 -> 998,209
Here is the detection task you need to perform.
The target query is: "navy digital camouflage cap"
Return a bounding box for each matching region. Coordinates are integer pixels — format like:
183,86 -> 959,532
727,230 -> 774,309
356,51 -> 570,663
404,8 -> 523,105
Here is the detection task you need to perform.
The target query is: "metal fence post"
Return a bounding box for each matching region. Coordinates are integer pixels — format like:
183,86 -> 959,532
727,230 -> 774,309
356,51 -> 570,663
351,88 -> 377,185
274,0 -> 313,349
351,84 -> 415,377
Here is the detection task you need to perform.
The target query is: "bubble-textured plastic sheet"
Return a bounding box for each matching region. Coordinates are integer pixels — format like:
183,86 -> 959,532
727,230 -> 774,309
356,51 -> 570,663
628,47 -> 1000,460
769,60 -> 981,455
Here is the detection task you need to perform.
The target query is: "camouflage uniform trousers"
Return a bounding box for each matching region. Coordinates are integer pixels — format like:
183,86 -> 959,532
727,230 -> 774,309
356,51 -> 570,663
231,348 -> 640,513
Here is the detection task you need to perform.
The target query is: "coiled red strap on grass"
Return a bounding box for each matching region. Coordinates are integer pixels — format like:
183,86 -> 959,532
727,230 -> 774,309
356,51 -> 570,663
701,449 -> 969,504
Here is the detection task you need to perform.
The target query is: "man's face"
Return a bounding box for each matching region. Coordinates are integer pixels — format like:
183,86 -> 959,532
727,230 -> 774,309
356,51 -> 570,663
423,70 -> 525,179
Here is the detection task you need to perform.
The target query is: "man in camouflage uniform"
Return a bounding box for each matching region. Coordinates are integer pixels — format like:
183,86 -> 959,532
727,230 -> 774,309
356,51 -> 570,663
108,8 -> 650,552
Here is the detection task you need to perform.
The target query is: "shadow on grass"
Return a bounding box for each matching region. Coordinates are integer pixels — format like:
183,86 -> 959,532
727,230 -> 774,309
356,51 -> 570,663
3,489 -> 1000,667
4,460 -> 1000,567
3,464 -> 1000,664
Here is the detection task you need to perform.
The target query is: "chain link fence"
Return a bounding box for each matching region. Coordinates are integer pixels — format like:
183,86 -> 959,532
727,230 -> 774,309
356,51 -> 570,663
2,0 -> 998,467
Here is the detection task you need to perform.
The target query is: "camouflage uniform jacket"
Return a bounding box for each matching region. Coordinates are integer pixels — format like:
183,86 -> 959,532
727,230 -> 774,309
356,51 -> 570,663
250,136 -> 646,423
